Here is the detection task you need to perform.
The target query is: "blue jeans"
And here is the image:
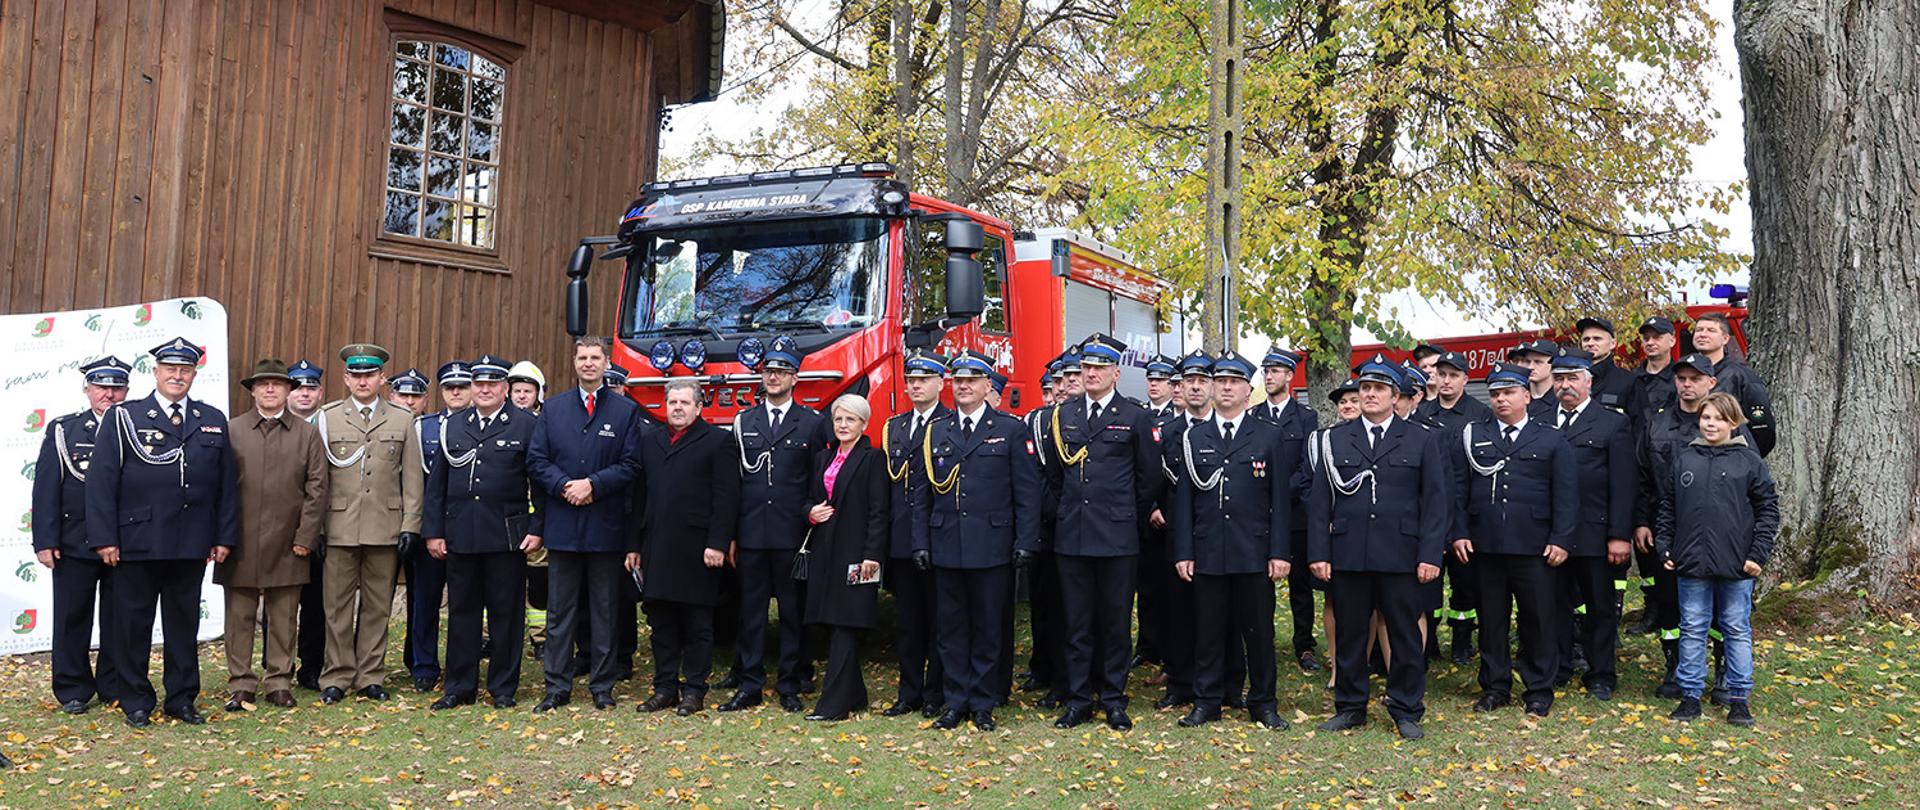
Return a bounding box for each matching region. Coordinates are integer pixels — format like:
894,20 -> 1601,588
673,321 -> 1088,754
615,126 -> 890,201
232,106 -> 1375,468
1676,576 -> 1754,700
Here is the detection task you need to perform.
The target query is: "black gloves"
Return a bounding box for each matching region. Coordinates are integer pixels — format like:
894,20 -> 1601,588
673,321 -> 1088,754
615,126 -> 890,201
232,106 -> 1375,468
1013,549 -> 1035,569
912,550 -> 932,571
397,532 -> 420,558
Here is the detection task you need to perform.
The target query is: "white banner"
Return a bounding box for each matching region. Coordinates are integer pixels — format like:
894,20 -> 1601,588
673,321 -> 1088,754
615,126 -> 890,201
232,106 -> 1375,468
1,298 -> 230,655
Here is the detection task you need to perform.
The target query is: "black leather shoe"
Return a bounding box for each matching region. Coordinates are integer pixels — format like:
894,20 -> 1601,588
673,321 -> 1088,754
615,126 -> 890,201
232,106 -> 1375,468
1525,700 -> 1551,717
1053,707 -> 1093,729
1296,649 -> 1323,673
1225,693 -> 1247,710
59,699 -> 89,715
166,707 -> 206,725
1670,697 -> 1702,722
592,692 -> 616,710
1394,718 -> 1425,740
413,676 -> 437,693
320,687 -> 346,705
123,709 -> 152,728
358,685 -> 390,701
715,671 -> 742,690
224,692 -> 254,712
264,691 -> 296,708
881,701 -> 921,717
922,704 -> 942,718
931,709 -> 965,730
491,695 -> 517,709
533,693 -> 570,713
1253,708 -> 1291,730
296,673 -> 321,691
1178,707 -> 1219,727
1105,709 -> 1133,731
1450,639 -> 1477,666
676,693 -> 704,716
1035,695 -> 1061,710
779,694 -> 805,712
1587,682 -> 1615,701
1154,693 -> 1192,710
431,694 -> 475,711
1018,675 -> 1047,692
718,691 -> 762,712
972,711 -> 996,731
1471,692 -> 1509,713
1316,712 -> 1366,732
638,691 -> 678,713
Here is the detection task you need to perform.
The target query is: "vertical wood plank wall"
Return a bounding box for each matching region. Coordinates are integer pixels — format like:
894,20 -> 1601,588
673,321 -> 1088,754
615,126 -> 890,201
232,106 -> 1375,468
1,0 -> 679,403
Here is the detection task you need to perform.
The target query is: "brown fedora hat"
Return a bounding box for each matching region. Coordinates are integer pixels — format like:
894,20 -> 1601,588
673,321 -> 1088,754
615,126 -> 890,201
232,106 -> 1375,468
242,358 -> 294,389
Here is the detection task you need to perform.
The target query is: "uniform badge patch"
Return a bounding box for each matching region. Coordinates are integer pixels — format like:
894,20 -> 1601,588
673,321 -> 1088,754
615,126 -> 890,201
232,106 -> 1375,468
1680,471 -> 1695,488
1025,440 -> 1036,455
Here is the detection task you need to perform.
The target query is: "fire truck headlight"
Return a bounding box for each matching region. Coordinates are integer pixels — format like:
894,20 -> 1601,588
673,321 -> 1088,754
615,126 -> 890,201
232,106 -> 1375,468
680,339 -> 707,374
737,337 -> 765,370
649,339 -> 677,372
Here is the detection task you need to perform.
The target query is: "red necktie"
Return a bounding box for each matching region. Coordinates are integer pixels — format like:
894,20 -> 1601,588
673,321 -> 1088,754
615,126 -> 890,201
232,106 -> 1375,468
586,391 -> 597,417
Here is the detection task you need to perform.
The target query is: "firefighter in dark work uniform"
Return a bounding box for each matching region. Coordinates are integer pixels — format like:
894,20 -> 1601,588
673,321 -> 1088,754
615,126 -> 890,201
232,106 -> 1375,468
1547,348 -> 1638,701
1132,354 -> 1180,679
1415,350 -> 1491,664
1250,346 -> 1322,673
881,349 -> 951,718
1020,351 -> 1080,707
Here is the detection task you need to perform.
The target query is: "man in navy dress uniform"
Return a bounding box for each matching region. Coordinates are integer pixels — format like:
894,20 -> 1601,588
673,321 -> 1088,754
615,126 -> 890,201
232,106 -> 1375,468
425,355 -> 543,710
1019,351 -> 1077,706
1045,333 -> 1163,732
1506,339 -> 1560,420
285,358 -> 329,690
1132,354 -> 1180,677
1307,359 -> 1448,740
723,337 -> 830,713
33,356 -> 130,714
402,360 -> 472,692
912,350 -> 1041,731
1251,346 -> 1321,673
1547,348 -> 1637,700
882,349 -> 950,718
388,369 -> 430,415
531,338 -> 646,711
1170,352 -> 1292,730
1447,364 -> 1578,717
1415,350 -> 1491,664
87,338 -> 241,728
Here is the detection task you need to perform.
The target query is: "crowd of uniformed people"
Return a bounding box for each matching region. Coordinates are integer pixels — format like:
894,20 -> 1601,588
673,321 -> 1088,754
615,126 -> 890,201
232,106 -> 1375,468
28,314 -> 1780,740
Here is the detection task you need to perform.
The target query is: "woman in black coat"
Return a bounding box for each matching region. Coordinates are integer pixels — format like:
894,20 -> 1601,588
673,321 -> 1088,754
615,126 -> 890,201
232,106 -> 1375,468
800,394 -> 889,721
628,382 -> 740,717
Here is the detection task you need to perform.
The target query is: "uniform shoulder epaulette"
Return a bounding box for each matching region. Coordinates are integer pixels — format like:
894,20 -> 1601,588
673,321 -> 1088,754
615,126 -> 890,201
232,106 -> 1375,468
320,400 -> 350,413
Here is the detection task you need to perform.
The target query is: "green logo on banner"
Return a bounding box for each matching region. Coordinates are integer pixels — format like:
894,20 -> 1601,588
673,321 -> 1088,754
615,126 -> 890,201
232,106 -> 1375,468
14,562 -> 33,583
133,304 -> 153,326
13,610 -> 36,634
24,410 -> 45,433
21,461 -> 35,481
85,314 -> 102,331
17,510 -> 29,533
180,300 -> 202,320
31,318 -> 53,337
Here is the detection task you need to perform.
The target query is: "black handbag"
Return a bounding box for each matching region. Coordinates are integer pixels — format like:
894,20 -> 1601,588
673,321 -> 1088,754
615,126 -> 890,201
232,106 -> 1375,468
791,529 -> 813,581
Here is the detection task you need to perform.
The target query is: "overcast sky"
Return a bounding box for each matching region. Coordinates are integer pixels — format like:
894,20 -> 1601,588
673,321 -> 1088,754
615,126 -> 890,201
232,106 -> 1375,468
659,3 -> 1752,345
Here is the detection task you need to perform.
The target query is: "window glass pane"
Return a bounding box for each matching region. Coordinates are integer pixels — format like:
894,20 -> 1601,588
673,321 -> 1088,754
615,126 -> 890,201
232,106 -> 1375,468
393,58 -> 427,104
431,68 -> 466,112
907,225 -> 945,324
434,43 -> 470,70
397,41 -> 427,60
462,165 -> 496,206
458,206 -> 493,248
467,121 -> 497,163
426,155 -> 461,198
981,235 -> 1008,333
387,148 -> 422,192
471,79 -> 502,122
390,103 -> 425,148
474,55 -> 505,81
429,112 -> 463,155
423,198 -> 457,242
383,192 -> 420,236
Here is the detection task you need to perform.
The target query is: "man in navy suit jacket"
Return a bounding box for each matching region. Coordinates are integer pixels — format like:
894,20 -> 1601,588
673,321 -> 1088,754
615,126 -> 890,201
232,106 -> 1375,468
528,338 -> 645,711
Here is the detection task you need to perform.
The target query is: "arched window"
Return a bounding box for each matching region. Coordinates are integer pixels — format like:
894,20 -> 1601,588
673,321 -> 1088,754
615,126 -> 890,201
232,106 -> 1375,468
383,39 -> 504,250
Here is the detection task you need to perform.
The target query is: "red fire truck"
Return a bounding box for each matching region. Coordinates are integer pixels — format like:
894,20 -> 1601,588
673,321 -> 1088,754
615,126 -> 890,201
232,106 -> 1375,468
1348,287 -> 1752,398
562,163 -> 1177,431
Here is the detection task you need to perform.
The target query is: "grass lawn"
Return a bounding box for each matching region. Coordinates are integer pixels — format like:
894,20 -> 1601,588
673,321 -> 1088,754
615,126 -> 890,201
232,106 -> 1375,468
1,592 -> 1916,809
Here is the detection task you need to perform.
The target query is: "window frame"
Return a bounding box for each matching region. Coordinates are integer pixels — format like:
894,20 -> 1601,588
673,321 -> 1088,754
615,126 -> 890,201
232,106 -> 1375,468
371,10 -> 523,274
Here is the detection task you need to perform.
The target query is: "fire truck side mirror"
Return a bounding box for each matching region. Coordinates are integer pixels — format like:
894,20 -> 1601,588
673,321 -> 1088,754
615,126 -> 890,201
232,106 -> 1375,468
944,220 -> 985,320
565,244 -> 594,337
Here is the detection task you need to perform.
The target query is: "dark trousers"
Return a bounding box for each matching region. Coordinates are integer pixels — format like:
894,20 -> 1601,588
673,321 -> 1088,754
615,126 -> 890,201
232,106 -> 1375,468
1474,553 -> 1560,705
50,556 -> 118,705
525,559 -> 549,643
1193,572 -> 1277,714
444,551 -> 526,700
403,546 -> 447,681
542,551 -> 623,696
934,565 -> 1012,713
1286,550 -> 1319,652
1026,550 -> 1066,697
614,579 -> 639,675
1329,570 -> 1426,723
1164,567 -> 1247,703
647,599 -> 714,696
1560,556 -> 1623,687
112,558 -> 205,716
734,547 -> 813,696
1445,554 -> 1479,634
1056,554 -> 1135,713
1135,531 -> 1172,664
887,558 -> 944,707
814,625 -> 868,716
296,551 -> 325,683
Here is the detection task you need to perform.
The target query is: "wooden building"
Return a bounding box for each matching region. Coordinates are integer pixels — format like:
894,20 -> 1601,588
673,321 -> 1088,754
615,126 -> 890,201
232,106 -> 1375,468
0,0 -> 724,396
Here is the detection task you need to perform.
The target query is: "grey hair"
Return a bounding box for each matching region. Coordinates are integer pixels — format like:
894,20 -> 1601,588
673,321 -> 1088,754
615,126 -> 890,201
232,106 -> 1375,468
664,379 -> 702,401
829,393 -> 871,423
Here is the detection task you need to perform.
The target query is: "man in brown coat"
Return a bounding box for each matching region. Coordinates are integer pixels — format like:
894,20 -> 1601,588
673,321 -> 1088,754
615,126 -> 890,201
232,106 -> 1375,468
315,344 -> 425,704
217,359 -> 329,710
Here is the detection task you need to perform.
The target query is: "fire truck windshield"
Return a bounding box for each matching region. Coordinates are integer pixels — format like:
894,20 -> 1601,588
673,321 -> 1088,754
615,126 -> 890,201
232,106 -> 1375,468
620,216 -> 888,338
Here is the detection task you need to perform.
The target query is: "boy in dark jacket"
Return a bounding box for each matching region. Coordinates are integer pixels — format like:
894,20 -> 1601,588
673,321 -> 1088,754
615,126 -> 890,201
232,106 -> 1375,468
1654,392 -> 1779,727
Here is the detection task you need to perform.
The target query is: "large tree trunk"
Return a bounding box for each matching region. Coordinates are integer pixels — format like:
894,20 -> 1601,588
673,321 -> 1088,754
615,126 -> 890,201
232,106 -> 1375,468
1737,0 -> 1920,598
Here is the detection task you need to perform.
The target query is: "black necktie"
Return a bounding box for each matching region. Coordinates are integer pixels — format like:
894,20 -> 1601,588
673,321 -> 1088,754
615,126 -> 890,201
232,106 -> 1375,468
770,408 -> 783,432
1221,421 -> 1234,443
1560,409 -> 1576,429
962,416 -> 975,442
913,414 -> 926,437
169,403 -> 183,426
1089,401 -> 1102,424
1370,425 -> 1384,447
1504,425 -> 1518,444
